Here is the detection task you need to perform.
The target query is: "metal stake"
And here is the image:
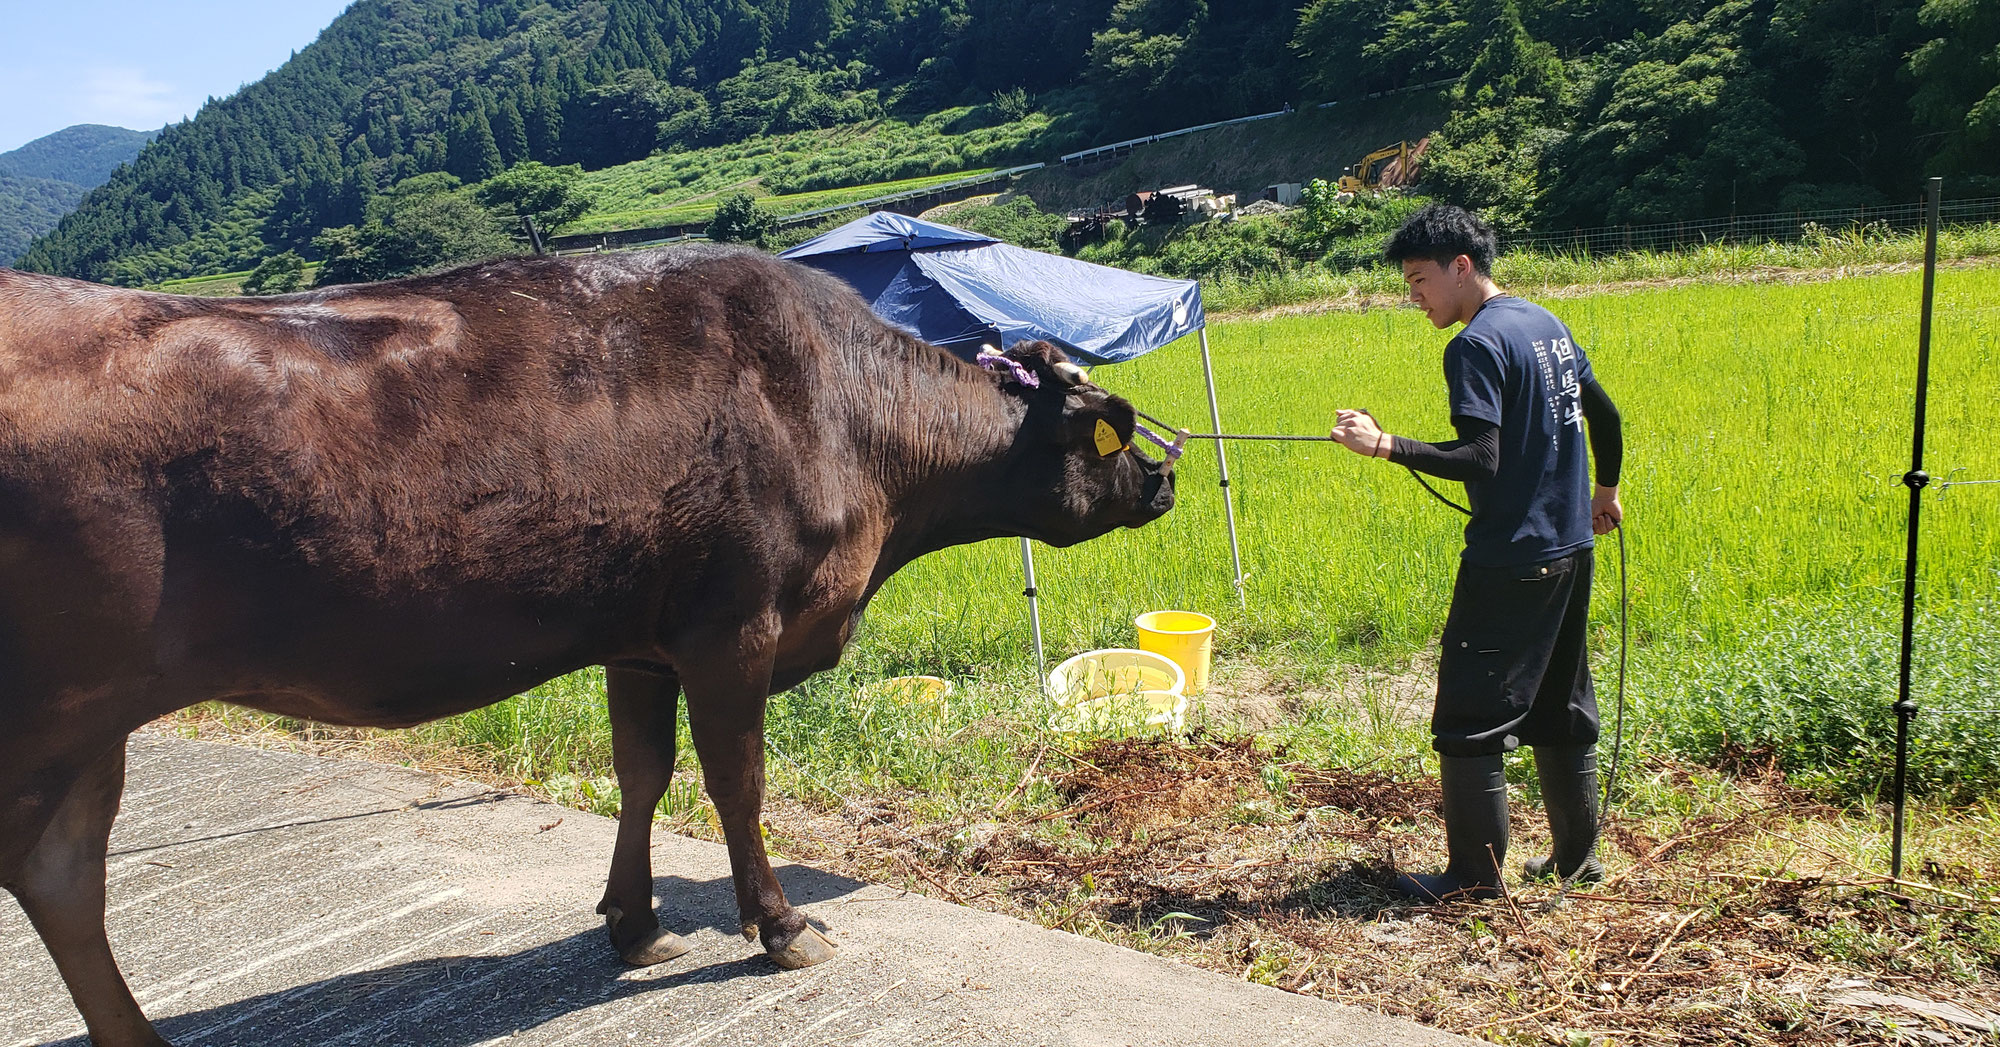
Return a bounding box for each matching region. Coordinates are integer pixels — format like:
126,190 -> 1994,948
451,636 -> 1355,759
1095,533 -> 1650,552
1892,176 -> 1942,879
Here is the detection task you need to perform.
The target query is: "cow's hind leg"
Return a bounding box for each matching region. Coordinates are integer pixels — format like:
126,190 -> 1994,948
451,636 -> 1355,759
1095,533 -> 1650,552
679,642 -> 836,970
5,739 -> 171,1047
597,665 -> 694,966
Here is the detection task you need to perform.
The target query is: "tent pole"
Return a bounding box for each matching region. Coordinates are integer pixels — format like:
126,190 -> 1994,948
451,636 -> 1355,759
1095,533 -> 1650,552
1020,537 -> 1048,689
1198,327 -> 1247,607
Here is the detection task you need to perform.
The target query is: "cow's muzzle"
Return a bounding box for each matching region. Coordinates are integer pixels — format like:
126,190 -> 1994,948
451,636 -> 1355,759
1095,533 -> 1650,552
1132,461 -> 1176,525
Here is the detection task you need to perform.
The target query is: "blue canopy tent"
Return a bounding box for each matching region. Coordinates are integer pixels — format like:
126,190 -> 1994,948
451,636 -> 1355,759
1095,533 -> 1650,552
782,212 -> 1246,675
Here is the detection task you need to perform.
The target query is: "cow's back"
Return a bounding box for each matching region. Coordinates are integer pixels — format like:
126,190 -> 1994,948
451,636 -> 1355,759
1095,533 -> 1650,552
0,249 -> 907,715
4,249 -> 873,579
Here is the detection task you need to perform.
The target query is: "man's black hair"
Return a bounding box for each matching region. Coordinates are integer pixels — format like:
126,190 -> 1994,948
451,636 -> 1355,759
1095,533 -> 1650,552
1383,203 -> 1498,276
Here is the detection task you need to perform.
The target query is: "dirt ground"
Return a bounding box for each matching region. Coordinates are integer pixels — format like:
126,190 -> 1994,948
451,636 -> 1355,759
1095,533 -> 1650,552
745,738 -> 2000,1047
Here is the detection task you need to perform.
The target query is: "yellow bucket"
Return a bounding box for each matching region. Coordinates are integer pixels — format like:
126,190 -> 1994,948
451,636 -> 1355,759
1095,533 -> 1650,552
1135,610 -> 1216,693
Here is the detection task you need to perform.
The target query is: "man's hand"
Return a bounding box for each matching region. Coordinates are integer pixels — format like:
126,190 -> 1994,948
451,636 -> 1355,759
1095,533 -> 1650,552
1332,408 -> 1391,459
1592,485 -> 1623,534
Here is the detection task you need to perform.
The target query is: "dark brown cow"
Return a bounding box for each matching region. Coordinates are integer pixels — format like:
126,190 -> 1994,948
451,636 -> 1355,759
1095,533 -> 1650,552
0,244 -> 1174,1046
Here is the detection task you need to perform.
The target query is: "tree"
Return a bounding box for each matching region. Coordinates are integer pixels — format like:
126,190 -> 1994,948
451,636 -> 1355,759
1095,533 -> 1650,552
1908,0 -> 2000,179
1421,100 -> 1568,231
314,173 -> 513,285
1542,1 -> 1807,226
447,107 -> 505,183
241,250 -> 307,295
476,161 -> 594,233
1419,0 -> 1568,229
1295,0 -> 1481,99
493,97 -> 531,163
1461,0 -> 1564,105
564,69 -> 680,169
706,191 -> 775,246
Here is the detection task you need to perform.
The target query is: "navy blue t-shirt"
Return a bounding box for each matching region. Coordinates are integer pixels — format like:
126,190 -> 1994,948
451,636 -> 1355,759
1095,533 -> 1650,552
1444,295 -> 1596,567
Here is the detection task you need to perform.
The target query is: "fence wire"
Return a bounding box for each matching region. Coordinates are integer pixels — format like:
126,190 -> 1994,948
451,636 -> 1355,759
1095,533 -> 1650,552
1506,197 -> 2000,256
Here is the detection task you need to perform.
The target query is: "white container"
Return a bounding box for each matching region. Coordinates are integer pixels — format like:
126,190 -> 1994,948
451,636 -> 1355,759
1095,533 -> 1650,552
1047,648 -> 1185,705
1046,649 -> 1187,733
1049,689 -> 1188,734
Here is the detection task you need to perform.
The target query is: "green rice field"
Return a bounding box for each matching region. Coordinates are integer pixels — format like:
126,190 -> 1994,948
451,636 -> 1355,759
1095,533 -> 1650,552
863,267 -> 2000,666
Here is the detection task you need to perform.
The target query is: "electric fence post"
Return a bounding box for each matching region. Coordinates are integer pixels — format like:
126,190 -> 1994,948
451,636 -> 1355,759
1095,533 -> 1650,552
1890,176 -> 1942,880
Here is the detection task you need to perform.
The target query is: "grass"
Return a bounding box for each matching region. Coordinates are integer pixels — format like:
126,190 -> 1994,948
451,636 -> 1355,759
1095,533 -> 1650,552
853,265 -> 1999,664
566,106 -> 1055,236
153,263 -> 325,297
562,167 -> 999,236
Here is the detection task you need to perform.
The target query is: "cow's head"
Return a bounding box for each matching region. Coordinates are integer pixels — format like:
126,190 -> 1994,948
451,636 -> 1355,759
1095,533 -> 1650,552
988,340 -> 1176,547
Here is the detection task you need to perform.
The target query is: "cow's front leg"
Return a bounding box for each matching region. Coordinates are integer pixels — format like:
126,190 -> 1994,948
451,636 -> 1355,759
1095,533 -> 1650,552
5,738 -> 172,1047
679,635 -> 837,970
597,665 -> 695,966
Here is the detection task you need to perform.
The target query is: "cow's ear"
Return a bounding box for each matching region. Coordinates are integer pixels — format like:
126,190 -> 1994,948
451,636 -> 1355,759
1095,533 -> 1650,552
1067,389 -> 1136,457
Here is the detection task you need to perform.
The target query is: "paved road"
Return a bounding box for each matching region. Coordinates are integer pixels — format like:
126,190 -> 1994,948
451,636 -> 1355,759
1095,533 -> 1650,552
3,735 -> 1469,1047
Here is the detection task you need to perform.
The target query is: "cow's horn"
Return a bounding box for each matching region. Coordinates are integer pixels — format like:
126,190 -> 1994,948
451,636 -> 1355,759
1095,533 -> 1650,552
1052,361 -> 1091,387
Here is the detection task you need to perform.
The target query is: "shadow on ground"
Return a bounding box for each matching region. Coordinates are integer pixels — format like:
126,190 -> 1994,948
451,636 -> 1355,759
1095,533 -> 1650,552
34,866 -> 867,1047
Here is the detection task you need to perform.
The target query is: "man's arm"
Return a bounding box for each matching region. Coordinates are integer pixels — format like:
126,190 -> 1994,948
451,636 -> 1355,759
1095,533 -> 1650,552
1582,375 -> 1623,533
1388,418 -> 1498,483
1329,410 -> 1496,481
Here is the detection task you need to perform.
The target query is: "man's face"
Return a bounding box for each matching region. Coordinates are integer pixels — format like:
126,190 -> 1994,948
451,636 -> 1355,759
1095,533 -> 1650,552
1401,256 -> 1464,329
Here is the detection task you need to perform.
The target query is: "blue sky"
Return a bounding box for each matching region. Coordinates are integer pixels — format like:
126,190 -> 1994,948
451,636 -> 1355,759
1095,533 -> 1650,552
0,0 -> 358,153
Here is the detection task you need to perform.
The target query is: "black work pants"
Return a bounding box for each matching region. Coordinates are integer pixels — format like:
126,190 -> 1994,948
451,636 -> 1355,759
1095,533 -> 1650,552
1432,549 -> 1599,757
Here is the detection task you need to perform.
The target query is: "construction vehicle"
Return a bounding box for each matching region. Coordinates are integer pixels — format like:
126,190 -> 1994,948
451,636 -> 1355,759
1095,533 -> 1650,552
1336,139 -> 1428,193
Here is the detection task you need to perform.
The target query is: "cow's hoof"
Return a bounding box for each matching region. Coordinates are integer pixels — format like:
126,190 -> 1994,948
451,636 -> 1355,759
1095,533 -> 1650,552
602,905 -> 693,967
620,927 -> 694,966
767,925 -> 837,970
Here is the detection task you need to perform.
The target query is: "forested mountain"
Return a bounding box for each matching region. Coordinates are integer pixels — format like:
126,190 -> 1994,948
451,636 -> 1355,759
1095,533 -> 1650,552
0,176 -> 89,268
0,125 -> 159,186
0,125 -> 156,267
17,0 -> 1998,285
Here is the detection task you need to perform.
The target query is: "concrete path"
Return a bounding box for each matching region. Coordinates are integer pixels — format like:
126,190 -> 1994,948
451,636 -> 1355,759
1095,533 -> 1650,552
3,735 -> 1470,1047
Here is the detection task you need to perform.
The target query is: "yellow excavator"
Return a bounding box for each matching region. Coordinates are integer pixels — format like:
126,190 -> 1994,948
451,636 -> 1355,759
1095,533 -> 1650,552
1336,139 -> 1427,193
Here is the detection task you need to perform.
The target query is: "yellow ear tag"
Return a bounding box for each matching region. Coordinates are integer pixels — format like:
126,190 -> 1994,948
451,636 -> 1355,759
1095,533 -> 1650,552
1093,419 -> 1123,457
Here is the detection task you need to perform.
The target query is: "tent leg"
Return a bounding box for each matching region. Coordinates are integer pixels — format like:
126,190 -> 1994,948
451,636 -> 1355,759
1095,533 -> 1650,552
1020,537 -> 1047,688
1198,327 -> 1247,607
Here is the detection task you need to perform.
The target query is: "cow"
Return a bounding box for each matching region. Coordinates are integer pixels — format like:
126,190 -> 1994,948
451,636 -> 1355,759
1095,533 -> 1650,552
0,244 -> 1176,1047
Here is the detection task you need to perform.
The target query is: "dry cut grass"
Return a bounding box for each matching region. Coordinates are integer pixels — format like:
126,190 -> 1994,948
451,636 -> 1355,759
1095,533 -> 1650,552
747,737 -> 2000,1046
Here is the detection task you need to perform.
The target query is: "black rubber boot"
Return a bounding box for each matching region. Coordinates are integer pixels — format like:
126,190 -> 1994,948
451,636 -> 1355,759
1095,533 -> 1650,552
1523,744 -> 1606,884
1393,754 -> 1508,902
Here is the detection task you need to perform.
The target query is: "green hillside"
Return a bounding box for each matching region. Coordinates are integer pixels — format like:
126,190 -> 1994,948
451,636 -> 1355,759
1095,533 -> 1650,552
0,124 -> 156,268
0,125 -> 157,187
0,175 -> 87,267
15,0 -> 1998,286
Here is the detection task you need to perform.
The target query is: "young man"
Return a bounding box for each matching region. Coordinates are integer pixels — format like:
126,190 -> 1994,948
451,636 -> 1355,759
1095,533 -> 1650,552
1331,204 -> 1624,900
